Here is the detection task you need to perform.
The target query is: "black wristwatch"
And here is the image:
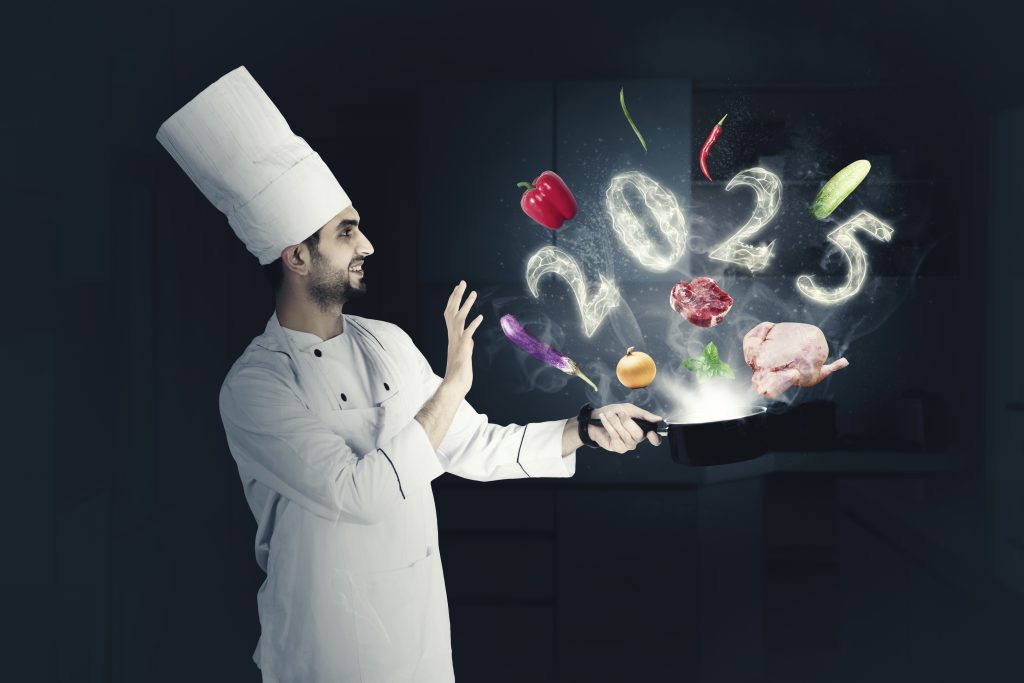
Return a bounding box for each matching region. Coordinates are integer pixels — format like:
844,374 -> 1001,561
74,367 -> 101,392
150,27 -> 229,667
576,403 -> 600,448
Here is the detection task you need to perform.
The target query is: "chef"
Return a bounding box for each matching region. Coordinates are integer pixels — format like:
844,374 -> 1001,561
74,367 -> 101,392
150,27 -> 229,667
156,66 -> 662,683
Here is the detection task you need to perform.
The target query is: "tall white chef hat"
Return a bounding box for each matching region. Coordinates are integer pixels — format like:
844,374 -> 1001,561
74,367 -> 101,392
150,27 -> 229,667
156,66 -> 351,265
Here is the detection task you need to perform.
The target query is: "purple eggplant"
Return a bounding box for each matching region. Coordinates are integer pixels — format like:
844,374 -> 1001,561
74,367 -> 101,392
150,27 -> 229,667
499,314 -> 598,392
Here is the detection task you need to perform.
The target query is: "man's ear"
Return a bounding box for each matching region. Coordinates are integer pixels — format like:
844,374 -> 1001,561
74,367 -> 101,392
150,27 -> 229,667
281,244 -> 309,276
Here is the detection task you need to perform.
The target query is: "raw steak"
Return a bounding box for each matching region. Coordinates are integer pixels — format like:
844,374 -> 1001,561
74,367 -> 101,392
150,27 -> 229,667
670,277 -> 734,328
742,321 -> 849,398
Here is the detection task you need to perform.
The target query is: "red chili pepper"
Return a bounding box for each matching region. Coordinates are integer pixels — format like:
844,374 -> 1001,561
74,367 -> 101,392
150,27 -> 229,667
699,114 -> 728,181
517,171 -> 577,230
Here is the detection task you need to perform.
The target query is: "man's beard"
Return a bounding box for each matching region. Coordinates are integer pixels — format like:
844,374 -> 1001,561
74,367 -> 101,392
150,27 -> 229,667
307,255 -> 366,310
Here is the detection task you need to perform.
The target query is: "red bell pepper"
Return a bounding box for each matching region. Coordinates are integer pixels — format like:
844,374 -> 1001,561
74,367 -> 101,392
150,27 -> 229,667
517,171 -> 577,230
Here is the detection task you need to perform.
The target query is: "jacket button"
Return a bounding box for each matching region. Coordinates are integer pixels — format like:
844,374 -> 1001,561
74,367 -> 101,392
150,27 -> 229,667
340,393 -> 347,402
383,382 -> 390,391
314,349 -> 322,357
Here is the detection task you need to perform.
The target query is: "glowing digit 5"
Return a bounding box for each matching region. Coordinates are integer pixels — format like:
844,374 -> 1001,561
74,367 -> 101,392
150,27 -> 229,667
526,246 -> 621,337
708,167 -> 781,273
604,171 -> 688,272
796,211 -> 894,304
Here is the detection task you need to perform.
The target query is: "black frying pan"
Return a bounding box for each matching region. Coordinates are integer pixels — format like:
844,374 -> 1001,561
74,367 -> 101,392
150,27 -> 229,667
590,406 -> 769,466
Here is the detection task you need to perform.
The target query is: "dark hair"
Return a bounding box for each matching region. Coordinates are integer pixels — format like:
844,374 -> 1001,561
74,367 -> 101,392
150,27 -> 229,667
262,230 -> 322,293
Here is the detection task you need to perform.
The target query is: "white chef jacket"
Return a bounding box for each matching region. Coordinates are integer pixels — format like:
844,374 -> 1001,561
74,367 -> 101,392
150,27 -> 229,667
219,311 -> 576,683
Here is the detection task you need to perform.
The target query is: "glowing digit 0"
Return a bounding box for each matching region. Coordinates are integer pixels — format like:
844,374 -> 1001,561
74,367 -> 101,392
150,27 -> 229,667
708,167 -> 781,273
796,211 -> 894,304
526,246 -> 621,337
604,171 -> 687,272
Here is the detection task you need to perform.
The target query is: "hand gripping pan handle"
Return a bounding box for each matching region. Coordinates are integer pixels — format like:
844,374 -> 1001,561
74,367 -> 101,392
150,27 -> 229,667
589,418 -> 669,435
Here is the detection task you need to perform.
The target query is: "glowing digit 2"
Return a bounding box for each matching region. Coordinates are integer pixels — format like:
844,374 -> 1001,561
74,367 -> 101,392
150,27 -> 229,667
708,167 -> 781,273
526,246 -> 621,337
604,171 -> 687,272
796,211 -> 894,304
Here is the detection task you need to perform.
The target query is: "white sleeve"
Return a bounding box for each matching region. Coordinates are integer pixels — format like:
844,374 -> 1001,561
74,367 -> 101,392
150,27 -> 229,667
407,336 -> 577,482
219,367 -> 444,524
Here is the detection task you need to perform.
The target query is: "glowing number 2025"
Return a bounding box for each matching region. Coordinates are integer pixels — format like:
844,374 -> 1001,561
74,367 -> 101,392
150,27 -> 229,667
523,173 -> 890,336
604,171 -> 688,272
526,246 -> 621,337
796,211 -> 894,304
708,167 -> 781,273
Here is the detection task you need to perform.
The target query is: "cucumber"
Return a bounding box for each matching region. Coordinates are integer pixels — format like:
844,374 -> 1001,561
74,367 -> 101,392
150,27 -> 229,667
811,159 -> 871,220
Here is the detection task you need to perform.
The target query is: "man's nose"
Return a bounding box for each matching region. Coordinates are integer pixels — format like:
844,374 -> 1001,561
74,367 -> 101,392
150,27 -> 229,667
358,233 -> 374,256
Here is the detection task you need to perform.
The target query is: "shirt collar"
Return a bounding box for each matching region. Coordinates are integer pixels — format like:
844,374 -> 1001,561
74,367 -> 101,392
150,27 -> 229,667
255,310 -> 349,354
279,326 -> 326,353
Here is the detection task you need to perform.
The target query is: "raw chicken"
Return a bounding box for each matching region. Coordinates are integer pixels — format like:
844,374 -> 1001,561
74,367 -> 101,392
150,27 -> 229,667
742,322 -> 849,398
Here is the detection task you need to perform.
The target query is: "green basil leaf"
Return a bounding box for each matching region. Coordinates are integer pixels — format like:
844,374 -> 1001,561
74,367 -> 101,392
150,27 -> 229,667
712,362 -> 735,380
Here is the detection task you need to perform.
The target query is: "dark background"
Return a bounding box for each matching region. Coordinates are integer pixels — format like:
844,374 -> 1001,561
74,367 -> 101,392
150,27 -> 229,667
5,0 -> 1024,680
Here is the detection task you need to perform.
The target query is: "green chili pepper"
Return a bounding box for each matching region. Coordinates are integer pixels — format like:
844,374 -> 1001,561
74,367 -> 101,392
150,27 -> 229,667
619,87 -> 647,153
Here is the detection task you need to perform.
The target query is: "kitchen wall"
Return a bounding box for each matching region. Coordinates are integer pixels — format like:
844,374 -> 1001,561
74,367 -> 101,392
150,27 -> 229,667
987,105 -> 1024,599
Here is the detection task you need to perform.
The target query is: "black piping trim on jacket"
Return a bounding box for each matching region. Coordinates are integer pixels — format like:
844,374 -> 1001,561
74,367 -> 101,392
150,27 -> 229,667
349,319 -> 385,351
515,425 -> 531,477
378,448 -> 405,499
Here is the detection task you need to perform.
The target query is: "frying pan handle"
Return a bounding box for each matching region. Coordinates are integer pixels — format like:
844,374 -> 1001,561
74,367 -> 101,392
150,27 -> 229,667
588,418 -> 666,434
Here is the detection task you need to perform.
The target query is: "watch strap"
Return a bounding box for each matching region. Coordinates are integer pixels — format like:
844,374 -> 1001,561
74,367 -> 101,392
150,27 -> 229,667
576,403 -> 600,448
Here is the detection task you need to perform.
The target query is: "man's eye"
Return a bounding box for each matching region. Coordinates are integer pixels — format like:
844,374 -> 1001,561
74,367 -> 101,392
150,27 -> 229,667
340,230 -> 352,237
